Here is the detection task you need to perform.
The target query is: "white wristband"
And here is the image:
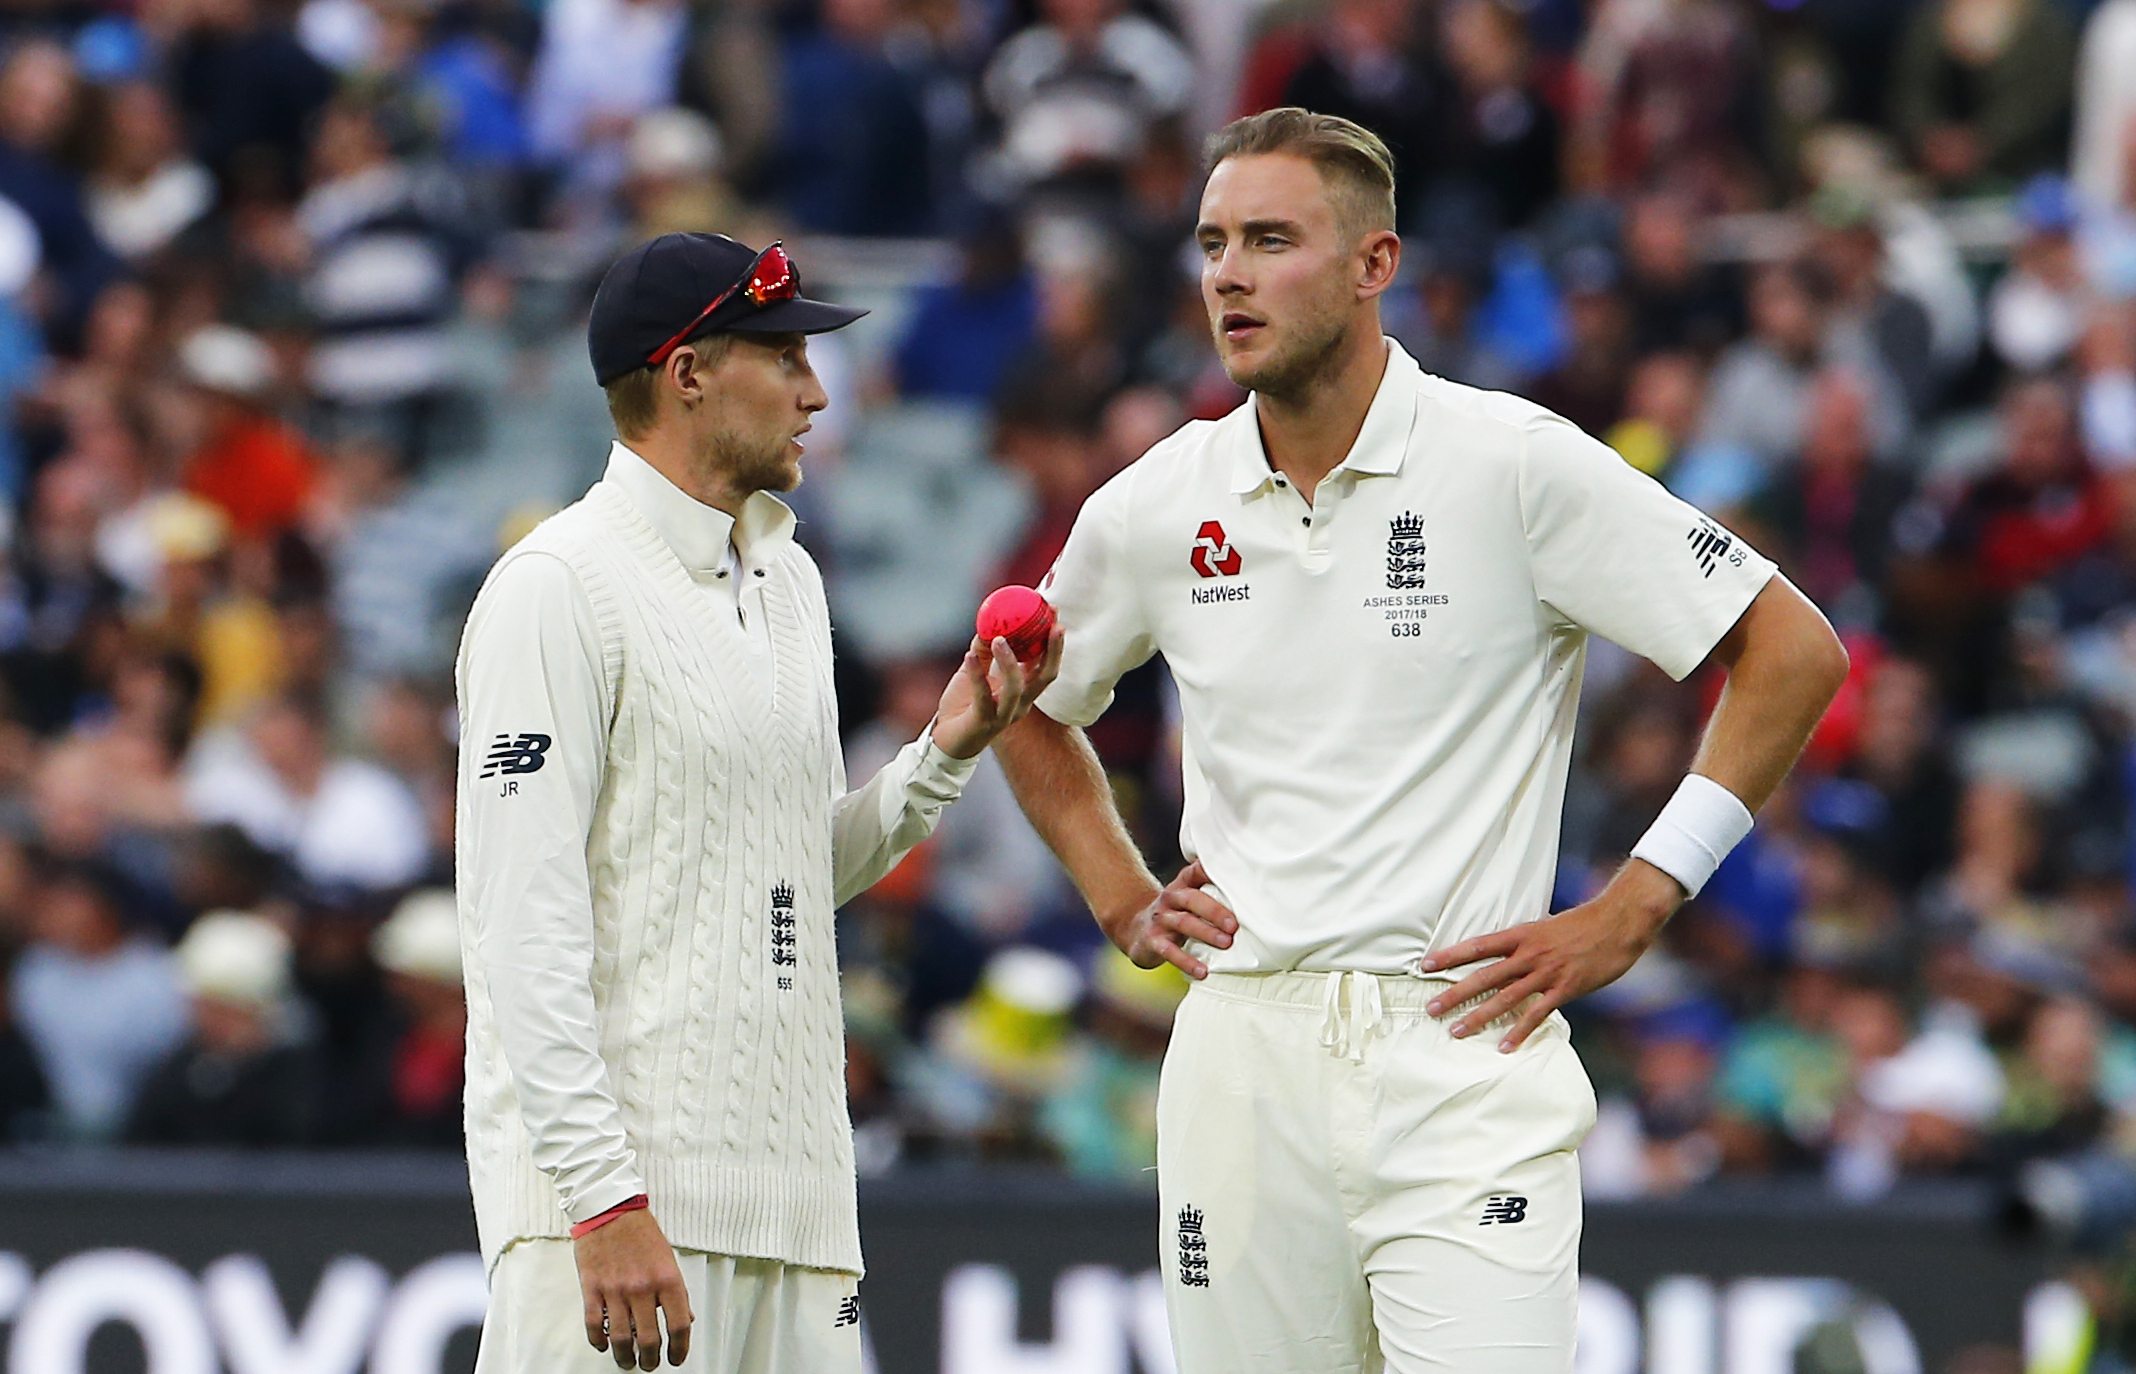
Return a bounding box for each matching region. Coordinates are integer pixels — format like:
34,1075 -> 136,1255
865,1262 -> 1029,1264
1629,774 -> 1755,898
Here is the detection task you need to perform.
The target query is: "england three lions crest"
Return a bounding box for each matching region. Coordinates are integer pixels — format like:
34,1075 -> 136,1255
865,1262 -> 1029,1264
1386,512 -> 1428,590
771,882 -> 797,988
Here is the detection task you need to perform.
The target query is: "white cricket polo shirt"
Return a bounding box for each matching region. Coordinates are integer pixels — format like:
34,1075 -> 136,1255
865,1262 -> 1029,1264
1035,340 -> 1778,973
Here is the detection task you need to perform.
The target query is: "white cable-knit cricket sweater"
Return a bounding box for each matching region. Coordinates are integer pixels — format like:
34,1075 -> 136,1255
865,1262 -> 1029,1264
456,445 -> 975,1276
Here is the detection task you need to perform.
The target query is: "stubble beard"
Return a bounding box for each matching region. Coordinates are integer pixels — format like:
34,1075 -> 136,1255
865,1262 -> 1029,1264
703,421 -> 802,497
1220,303 -> 1352,409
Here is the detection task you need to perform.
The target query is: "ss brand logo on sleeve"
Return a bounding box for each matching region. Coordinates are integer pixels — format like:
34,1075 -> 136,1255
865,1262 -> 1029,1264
1189,521 -> 1243,578
479,733 -> 552,779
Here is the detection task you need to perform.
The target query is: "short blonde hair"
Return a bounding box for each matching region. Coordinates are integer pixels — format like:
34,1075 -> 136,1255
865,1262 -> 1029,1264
1203,108 -> 1398,240
602,334 -> 734,440
603,366 -> 660,440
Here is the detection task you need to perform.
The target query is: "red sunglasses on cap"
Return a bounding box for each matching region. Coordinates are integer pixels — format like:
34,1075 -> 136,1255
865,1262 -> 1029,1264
645,241 -> 801,366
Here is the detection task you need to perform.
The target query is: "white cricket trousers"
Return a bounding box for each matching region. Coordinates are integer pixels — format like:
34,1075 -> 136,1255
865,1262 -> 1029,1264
473,1238 -> 862,1374
1157,969 -> 1596,1374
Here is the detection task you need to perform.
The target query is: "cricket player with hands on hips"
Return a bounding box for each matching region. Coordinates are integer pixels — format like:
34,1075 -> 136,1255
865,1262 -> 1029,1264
456,231 -> 1060,1373
995,108 -> 1849,1372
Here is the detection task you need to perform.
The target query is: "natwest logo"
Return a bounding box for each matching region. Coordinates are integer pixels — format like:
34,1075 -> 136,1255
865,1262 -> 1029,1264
1190,521 -> 1243,578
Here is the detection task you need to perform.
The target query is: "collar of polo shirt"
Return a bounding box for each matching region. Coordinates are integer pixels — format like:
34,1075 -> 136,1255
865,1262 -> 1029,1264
1225,339 -> 1424,497
605,439 -> 797,572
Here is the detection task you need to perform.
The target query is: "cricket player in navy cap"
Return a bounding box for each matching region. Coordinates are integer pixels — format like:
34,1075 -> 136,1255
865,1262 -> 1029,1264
455,233 -> 1062,1372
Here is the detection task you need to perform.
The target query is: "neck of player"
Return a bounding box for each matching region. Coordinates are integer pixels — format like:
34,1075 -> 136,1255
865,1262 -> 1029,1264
632,425 -> 754,520
1254,325 -> 1390,505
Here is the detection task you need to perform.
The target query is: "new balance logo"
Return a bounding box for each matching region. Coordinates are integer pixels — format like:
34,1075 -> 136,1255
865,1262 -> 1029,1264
479,733 -> 551,778
771,882 -> 797,975
1177,1205 -> 1210,1287
1479,1195 -> 1528,1225
833,1295 -> 861,1328
1686,518 -> 1745,578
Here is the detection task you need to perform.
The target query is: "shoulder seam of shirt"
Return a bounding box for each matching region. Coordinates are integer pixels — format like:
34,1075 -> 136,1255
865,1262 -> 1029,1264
486,543 -> 590,596
487,542 -> 620,724
1514,409 -> 1572,633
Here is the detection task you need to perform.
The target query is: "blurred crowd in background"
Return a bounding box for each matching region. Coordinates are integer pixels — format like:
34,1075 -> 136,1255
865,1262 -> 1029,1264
0,0 -> 2126,1237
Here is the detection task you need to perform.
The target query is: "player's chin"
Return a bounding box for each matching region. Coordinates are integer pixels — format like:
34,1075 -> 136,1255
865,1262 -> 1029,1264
1219,347 -> 1283,393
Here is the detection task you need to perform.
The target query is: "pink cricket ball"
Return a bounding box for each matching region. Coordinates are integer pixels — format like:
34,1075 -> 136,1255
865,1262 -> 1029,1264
976,585 -> 1055,663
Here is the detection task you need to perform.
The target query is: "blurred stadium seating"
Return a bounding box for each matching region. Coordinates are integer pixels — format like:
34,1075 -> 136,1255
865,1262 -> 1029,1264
0,0 -> 2126,1365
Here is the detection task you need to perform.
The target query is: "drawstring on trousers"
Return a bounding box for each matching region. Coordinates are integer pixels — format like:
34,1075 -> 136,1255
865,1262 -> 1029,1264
1319,970 -> 1384,1062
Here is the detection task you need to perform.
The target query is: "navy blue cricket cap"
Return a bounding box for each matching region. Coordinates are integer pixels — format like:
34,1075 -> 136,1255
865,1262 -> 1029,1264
588,233 -> 866,386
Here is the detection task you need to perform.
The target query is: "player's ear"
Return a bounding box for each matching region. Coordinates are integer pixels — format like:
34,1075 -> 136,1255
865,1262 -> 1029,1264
665,345 -> 705,409
1358,230 -> 1401,300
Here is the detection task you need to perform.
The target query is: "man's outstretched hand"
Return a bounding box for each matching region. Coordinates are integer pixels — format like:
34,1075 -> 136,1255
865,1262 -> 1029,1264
574,1209 -> 693,1370
1106,860 -> 1238,980
1419,860 -> 1683,1052
931,627 -> 1064,760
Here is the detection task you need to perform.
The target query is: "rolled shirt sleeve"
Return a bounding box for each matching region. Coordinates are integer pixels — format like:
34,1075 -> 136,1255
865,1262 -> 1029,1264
1519,413 -> 1779,679
457,552 -> 644,1224
832,732 -> 979,907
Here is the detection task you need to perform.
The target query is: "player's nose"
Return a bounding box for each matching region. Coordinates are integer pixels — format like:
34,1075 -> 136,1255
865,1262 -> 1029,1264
1209,249 -> 1251,294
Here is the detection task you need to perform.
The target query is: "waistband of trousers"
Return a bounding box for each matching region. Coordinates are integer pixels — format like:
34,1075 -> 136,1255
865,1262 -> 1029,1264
1194,966 -> 1489,1018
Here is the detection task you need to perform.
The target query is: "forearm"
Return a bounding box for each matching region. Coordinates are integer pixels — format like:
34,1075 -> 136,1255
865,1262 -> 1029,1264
1612,576 -> 1846,915
1689,576 -> 1849,812
995,710 -> 1160,938
831,733 -> 977,907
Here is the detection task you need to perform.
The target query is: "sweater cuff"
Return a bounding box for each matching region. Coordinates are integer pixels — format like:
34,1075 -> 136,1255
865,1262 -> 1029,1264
912,731 -> 981,800
559,1159 -> 650,1226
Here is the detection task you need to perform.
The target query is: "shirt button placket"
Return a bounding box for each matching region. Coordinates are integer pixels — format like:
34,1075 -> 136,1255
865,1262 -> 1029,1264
1307,485 -> 1339,557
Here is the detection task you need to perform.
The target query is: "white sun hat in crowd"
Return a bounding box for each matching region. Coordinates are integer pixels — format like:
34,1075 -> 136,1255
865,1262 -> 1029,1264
628,107 -> 722,181
176,910 -> 293,1010
177,323 -> 276,399
144,491 -> 230,563
373,888 -> 461,985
